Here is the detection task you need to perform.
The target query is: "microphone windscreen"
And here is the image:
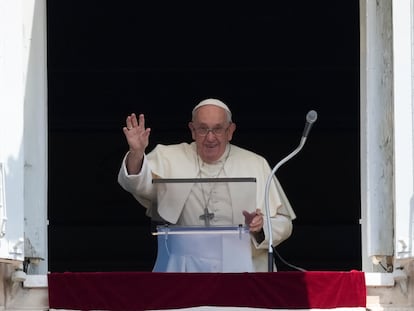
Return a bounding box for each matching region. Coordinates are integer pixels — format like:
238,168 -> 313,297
306,110 -> 318,123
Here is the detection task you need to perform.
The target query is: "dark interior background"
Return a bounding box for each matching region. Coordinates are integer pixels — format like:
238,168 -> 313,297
47,1 -> 361,272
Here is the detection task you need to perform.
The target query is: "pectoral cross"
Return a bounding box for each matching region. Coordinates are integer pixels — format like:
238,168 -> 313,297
199,208 -> 214,226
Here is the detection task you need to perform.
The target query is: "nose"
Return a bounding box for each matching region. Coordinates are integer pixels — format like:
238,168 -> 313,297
204,130 -> 216,141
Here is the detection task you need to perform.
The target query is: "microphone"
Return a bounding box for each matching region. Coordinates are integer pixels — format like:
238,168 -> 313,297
264,110 -> 318,272
302,110 -> 318,138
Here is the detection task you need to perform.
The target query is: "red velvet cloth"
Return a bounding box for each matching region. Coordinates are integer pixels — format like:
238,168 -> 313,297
48,271 -> 366,310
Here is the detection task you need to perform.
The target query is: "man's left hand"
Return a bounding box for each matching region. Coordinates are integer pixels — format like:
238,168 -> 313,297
243,209 -> 264,232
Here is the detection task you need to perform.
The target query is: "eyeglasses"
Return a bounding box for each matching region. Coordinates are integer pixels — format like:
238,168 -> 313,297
193,125 -> 230,136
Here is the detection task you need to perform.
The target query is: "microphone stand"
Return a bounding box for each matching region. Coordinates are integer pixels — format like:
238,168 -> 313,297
264,137 -> 307,272
264,110 -> 317,272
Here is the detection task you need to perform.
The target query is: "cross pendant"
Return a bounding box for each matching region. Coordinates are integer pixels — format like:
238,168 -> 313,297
199,208 -> 214,226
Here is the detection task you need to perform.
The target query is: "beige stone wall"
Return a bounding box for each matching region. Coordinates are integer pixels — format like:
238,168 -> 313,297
0,263 -> 47,311
367,261 -> 414,311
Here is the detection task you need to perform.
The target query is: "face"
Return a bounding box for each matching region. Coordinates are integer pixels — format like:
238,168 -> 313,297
189,105 -> 236,163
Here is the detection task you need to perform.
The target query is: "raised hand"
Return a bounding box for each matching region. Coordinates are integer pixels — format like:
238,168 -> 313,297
123,113 -> 151,174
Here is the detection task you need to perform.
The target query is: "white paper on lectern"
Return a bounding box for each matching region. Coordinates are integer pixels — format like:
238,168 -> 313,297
153,226 -> 254,272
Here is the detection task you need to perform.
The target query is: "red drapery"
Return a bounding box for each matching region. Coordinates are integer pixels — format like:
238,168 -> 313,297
48,271 -> 366,310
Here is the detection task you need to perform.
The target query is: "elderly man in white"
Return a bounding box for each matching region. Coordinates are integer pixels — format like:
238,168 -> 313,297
118,98 -> 295,272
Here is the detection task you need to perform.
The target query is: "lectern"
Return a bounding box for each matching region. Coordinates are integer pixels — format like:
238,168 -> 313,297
152,177 -> 257,272
153,225 -> 253,272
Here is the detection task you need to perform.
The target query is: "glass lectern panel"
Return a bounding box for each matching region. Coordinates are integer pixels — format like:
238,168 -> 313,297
152,225 -> 254,272
151,177 -> 257,272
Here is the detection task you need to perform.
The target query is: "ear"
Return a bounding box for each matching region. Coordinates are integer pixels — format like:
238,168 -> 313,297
227,122 -> 236,141
188,122 -> 197,140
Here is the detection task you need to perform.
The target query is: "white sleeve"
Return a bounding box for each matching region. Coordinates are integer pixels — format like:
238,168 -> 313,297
117,152 -> 156,209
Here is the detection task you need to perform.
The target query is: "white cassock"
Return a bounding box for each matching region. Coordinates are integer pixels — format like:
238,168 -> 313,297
118,142 -> 296,272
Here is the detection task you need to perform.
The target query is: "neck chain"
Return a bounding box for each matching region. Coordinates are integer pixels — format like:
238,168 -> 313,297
196,144 -> 231,214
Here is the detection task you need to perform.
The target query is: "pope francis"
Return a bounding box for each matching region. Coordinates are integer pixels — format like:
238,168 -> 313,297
118,98 -> 296,272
